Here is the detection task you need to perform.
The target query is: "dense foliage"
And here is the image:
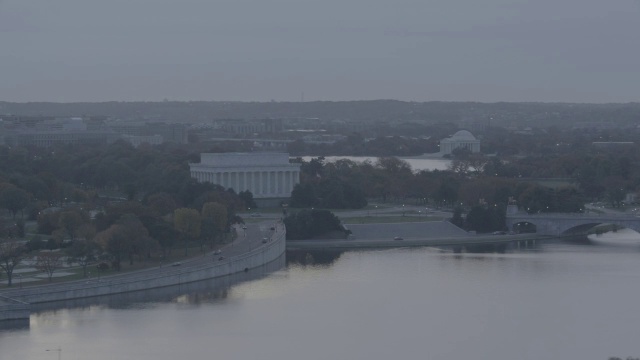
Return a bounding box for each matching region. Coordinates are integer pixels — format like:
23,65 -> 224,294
2,121 -> 640,283
0,141 -> 253,283
283,209 -> 347,240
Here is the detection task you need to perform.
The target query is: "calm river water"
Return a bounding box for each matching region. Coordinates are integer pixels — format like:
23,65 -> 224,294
2,236 -> 640,360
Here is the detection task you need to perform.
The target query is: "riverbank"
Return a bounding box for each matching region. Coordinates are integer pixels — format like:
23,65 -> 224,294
288,221 -> 546,250
0,296 -> 30,322
287,233 -> 546,250
0,223 -> 286,321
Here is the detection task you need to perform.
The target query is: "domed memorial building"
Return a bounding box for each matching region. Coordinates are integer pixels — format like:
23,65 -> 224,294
190,152 -> 301,207
439,130 -> 481,155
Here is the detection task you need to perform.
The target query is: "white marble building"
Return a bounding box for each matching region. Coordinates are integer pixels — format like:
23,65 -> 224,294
439,130 -> 481,155
190,152 -> 301,200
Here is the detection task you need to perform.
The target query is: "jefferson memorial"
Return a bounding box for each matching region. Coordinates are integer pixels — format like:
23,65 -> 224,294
439,130 -> 481,155
190,152 -> 301,205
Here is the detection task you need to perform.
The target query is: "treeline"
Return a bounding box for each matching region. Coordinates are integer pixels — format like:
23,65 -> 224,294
288,155 -> 592,234
283,209 -> 347,240
0,141 -> 255,286
4,100 -> 640,128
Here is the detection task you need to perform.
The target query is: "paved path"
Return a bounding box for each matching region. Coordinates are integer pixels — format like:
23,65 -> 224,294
0,220 -> 281,293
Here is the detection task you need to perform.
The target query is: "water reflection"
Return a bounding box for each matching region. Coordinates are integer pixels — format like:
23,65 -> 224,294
0,319 -> 29,332
29,254 -> 285,316
287,249 -> 343,267
3,239 -> 640,360
286,240 -> 544,268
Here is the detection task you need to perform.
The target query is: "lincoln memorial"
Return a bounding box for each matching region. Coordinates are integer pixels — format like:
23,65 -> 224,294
190,152 -> 301,205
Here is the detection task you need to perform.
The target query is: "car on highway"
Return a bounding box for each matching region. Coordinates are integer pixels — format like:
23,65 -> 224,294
394,236 -> 403,241
214,249 -> 222,255
262,238 -> 268,243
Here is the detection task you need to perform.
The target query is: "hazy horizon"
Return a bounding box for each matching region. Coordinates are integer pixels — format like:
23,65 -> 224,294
2,0 -> 639,103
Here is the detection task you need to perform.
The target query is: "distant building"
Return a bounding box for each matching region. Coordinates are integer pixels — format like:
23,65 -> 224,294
0,117 -> 187,147
301,134 -> 347,144
439,130 -> 481,155
106,121 -> 188,144
592,142 -> 635,149
122,134 -> 164,147
189,152 -> 301,206
3,130 -> 118,147
214,119 -> 284,135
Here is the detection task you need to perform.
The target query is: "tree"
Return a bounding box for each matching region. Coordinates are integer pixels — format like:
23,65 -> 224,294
38,210 -> 61,235
95,224 -> 131,271
66,240 -> 101,278
238,190 -> 257,209
147,220 -> 177,258
433,178 -> 459,207
451,206 -> 464,228
174,208 -> 201,256
449,158 -> 472,177
465,205 -> 506,233
603,176 -> 627,208
290,183 -> 319,208
283,209 -> 346,240
0,186 -> 30,219
0,240 -> 26,286
146,192 -> 178,217
201,202 -> 228,250
116,214 -> 155,265
58,210 -> 85,240
35,251 -> 64,282
15,219 -> 25,238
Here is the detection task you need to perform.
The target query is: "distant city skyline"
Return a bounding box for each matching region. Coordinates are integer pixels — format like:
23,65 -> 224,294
1,0 -> 639,103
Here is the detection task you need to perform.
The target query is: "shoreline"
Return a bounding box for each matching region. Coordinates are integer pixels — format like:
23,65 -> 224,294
0,224 -> 287,321
287,233 -> 548,250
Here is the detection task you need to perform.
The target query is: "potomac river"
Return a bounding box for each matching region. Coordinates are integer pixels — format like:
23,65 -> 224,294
1,231 -> 640,360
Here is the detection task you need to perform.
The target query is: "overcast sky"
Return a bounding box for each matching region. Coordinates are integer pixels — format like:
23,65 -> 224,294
1,0 -> 639,103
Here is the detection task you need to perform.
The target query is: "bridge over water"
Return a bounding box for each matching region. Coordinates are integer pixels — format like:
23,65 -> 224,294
505,205 -> 640,236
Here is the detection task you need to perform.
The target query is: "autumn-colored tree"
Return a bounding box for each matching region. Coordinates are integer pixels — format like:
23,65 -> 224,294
95,224 -> 131,271
201,202 -> 228,249
117,214 -> 156,265
174,208 -> 201,256
58,210 -> 86,240
66,239 -> 101,277
146,192 -> 178,217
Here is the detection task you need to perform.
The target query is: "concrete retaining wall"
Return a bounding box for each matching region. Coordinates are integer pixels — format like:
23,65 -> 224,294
0,296 -> 30,321
0,226 -> 286,308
